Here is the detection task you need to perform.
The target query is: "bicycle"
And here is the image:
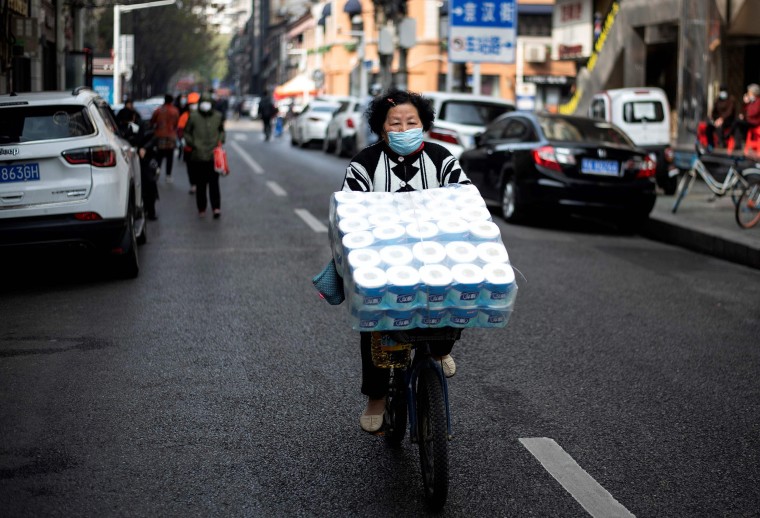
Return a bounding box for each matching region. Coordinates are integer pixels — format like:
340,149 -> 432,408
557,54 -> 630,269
735,177 -> 760,229
370,328 -> 459,511
671,144 -> 760,214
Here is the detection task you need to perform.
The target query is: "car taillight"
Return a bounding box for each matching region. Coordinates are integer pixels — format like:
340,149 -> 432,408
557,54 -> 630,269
346,118 -> 355,129
62,146 -> 117,168
532,145 -> 563,171
625,156 -> 656,178
428,127 -> 461,146
73,212 -> 103,221
664,146 -> 674,163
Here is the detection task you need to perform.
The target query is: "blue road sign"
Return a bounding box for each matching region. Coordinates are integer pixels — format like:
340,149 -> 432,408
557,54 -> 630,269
448,0 -> 517,63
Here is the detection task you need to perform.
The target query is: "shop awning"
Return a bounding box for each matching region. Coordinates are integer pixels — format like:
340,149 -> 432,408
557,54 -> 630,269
274,74 -> 317,100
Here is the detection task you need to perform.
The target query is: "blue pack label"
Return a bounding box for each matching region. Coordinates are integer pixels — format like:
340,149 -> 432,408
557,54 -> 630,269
460,291 -> 479,301
428,294 -> 446,303
488,314 -> 505,324
422,317 -> 442,325
396,294 -> 415,304
394,317 -> 412,327
451,316 -> 471,325
359,319 -> 379,328
364,296 -> 383,305
490,291 -> 507,300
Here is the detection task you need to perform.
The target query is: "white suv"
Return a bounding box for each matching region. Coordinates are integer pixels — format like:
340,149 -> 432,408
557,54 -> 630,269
423,92 -> 516,159
0,88 -> 146,278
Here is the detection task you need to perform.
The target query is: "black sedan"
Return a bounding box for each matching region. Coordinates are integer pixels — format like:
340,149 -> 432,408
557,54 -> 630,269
459,112 -> 657,226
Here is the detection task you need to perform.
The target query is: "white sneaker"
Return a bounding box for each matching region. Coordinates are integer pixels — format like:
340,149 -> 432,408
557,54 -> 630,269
440,355 -> 456,378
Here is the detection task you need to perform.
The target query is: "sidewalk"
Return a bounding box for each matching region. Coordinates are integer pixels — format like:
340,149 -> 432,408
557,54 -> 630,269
643,181 -> 760,270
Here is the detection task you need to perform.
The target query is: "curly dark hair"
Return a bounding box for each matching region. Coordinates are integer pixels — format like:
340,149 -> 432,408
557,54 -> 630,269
365,88 -> 436,136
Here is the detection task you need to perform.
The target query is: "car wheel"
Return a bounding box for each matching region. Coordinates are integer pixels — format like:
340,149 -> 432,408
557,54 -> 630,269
323,134 -> 334,153
501,178 -> 523,222
114,207 -> 139,279
137,218 -> 147,245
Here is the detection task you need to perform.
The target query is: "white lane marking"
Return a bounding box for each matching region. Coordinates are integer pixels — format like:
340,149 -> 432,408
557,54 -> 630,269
233,133 -> 247,141
294,209 -> 328,233
267,181 -> 287,197
519,438 -> 635,518
229,141 -> 264,174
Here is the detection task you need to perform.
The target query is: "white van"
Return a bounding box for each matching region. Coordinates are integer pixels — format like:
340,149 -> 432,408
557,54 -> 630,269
589,87 -> 676,193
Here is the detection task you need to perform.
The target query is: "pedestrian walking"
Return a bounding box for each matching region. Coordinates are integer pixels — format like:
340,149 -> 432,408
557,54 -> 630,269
183,93 -> 226,219
258,89 -> 277,141
734,83 -> 760,149
178,92 -> 200,194
706,84 -> 737,149
150,94 -> 180,183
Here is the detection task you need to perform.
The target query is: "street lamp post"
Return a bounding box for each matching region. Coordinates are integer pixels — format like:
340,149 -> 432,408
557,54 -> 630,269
349,30 -> 368,98
113,0 -> 177,104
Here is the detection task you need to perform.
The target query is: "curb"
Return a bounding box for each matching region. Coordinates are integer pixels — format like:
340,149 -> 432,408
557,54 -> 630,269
642,217 -> 760,270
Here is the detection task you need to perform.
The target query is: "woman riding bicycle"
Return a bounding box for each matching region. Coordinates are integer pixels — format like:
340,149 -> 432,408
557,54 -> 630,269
340,88 -> 472,433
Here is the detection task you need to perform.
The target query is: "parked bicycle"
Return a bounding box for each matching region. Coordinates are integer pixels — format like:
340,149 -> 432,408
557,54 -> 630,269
370,328 -> 459,511
735,177 -> 760,229
671,144 -> 760,214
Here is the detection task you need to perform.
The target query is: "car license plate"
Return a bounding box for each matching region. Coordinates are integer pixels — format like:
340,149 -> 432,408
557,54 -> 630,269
581,158 -> 620,176
0,163 -> 41,183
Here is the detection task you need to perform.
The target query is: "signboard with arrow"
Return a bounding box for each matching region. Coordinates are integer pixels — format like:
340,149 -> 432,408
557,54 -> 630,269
448,0 -> 517,63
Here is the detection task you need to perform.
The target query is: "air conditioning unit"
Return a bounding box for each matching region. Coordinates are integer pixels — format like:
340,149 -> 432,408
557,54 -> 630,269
524,43 -> 547,63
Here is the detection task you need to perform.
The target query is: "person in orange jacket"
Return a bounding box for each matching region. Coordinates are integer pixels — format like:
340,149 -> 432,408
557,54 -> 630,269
178,92 -> 200,193
150,94 -> 180,183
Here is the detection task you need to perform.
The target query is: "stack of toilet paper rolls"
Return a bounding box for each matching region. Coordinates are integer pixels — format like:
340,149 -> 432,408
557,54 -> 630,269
328,184 -> 517,331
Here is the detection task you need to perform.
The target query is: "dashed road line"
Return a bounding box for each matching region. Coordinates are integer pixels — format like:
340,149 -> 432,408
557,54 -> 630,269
267,181 -> 287,197
294,209 -> 328,233
519,438 -> 635,518
229,141 -> 264,174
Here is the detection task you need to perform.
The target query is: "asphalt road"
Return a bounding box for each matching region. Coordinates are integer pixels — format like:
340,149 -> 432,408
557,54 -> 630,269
1,118 -> 759,517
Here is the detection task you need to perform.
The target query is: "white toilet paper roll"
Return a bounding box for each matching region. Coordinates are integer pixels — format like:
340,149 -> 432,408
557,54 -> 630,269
386,264 -> 420,287
364,192 -> 394,204
459,206 -> 492,222
451,263 -> 485,284
426,200 -> 458,214
477,242 -> 510,264
342,231 -> 374,252
399,208 -> 432,224
372,224 -> 406,243
367,212 -> 400,228
353,266 -> 387,290
469,220 -> 501,241
412,241 -> 447,264
338,216 -> 371,235
445,241 -> 478,263
369,203 -> 397,216
334,191 -> 365,204
347,248 -> 382,270
419,264 -> 453,287
380,245 -> 414,267
406,221 -> 439,240
483,262 -> 515,285
454,194 -> 487,210
336,203 -> 368,219
428,208 -> 459,222
437,218 -> 470,238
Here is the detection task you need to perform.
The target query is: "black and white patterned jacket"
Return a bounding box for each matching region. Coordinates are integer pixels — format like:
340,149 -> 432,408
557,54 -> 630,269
341,141 -> 471,192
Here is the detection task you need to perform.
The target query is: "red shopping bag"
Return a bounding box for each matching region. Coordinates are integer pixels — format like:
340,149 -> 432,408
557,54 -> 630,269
214,144 -> 230,176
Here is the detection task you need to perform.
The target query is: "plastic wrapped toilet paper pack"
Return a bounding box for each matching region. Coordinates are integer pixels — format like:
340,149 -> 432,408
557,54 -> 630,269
328,184 -> 517,330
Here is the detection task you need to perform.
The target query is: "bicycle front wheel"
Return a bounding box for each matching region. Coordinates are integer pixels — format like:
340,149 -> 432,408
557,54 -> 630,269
672,171 -> 695,214
416,367 -> 449,510
384,369 -> 408,448
736,179 -> 760,229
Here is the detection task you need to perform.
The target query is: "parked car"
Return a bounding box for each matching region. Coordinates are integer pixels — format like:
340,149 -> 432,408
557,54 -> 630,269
290,100 -> 342,148
459,112 -> 657,227
0,87 -> 147,278
588,87 -> 676,194
323,96 -> 371,157
422,91 -> 516,159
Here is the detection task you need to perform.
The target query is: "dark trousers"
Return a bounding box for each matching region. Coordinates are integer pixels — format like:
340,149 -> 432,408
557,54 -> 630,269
157,148 -> 175,177
360,331 -> 455,398
191,160 -> 220,212
706,118 -> 734,147
734,120 -> 758,148
263,117 -> 273,140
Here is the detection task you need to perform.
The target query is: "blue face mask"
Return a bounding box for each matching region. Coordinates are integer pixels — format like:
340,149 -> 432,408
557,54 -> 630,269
387,128 -> 423,156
